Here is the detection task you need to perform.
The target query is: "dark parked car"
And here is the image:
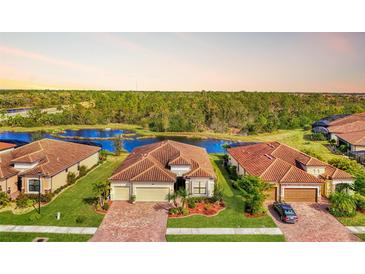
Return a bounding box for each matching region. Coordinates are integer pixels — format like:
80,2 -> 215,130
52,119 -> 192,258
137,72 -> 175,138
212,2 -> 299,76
273,202 -> 298,224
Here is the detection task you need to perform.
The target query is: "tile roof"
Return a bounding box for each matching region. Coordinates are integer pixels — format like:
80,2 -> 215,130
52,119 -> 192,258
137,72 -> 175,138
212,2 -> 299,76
0,142 -> 16,151
328,120 -> 365,134
0,139 -> 100,179
336,129 -> 365,146
228,142 -> 352,183
110,140 -> 215,182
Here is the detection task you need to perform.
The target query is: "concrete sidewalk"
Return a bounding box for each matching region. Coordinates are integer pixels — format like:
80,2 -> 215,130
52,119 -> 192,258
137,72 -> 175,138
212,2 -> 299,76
0,225 -> 97,235
347,226 -> 365,234
166,228 -> 282,235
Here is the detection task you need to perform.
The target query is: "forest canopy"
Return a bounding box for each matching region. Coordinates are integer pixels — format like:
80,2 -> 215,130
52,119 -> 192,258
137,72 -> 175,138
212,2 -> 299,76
1,90 -> 365,134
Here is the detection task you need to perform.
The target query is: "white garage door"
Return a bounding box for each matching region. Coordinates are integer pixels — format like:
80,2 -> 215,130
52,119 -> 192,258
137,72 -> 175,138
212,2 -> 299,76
135,187 -> 170,202
112,186 -> 130,200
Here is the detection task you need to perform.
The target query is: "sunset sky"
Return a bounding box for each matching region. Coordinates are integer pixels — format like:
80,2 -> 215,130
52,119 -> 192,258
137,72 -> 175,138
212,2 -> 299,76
0,32 -> 365,92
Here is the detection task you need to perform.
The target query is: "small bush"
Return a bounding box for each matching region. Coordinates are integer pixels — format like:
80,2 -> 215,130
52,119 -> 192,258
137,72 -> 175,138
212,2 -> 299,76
329,192 -> 356,217
102,203 -> 110,211
303,124 -> 311,131
16,194 -> 34,208
78,165 -> 88,177
181,208 -> 189,216
25,193 -> 54,203
0,192 -> 10,208
311,132 -> 326,141
354,193 -> 365,210
210,186 -> 223,203
187,199 -> 196,209
75,215 -> 86,224
204,203 -> 212,211
169,207 -> 180,215
67,172 -> 77,185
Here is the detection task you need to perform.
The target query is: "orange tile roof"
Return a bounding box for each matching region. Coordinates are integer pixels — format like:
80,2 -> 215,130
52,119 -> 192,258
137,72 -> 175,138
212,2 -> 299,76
328,120 -> 365,134
0,142 -> 16,151
110,140 -> 215,183
0,139 -> 100,178
228,142 -> 352,183
336,129 -> 365,146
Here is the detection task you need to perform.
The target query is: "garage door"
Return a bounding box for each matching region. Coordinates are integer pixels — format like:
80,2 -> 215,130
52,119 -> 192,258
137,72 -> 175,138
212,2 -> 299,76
136,187 -> 170,202
265,187 -> 277,201
284,188 -> 317,202
113,186 -> 130,200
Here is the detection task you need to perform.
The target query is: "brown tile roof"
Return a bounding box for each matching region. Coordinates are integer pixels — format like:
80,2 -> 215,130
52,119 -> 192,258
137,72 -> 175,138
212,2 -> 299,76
228,142 -> 352,183
329,112 -> 365,127
0,139 -> 100,178
336,129 -> 365,146
110,140 -> 215,182
0,142 -> 16,151
328,120 -> 365,134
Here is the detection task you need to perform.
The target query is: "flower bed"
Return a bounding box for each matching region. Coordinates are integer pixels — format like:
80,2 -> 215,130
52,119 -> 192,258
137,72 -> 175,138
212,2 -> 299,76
169,201 -> 225,218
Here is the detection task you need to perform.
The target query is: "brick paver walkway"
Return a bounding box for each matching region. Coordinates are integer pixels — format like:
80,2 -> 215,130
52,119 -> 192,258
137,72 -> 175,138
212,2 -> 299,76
267,202 -> 361,242
90,201 -> 169,242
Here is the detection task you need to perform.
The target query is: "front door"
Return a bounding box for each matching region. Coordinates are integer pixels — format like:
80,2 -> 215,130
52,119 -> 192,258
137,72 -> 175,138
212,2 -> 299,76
175,177 -> 185,191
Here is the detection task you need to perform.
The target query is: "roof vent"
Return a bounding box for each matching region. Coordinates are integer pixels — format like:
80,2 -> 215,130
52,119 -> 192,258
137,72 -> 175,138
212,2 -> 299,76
267,143 -> 275,148
264,154 -> 273,160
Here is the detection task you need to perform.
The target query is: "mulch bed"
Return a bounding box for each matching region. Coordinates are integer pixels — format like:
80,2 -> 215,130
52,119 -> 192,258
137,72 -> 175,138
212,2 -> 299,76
169,201 -> 225,218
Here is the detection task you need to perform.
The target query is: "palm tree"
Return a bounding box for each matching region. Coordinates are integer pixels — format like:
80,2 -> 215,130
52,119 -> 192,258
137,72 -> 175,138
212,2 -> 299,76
176,188 -> 189,208
167,192 -> 178,207
93,181 -> 110,207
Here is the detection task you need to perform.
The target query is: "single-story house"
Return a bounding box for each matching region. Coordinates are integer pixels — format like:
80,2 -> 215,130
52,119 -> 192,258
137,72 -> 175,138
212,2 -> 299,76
109,140 -> 216,202
227,142 -> 353,203
0,139 -> 100,198
336,130 -> 365,152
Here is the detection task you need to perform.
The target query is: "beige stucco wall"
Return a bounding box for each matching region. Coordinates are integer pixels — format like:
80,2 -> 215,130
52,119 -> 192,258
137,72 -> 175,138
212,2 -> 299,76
79,152 -> 99,169
351,145 -> 365,152
0,175 -> 18,195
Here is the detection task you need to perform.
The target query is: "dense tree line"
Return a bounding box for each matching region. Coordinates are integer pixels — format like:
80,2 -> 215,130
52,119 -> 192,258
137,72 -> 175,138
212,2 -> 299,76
1,90 -> 365,134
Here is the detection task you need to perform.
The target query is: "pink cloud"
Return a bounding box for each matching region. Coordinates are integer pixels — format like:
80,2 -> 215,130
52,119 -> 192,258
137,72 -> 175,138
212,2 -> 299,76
0,44 -> 96,72
320,33 -> 353,54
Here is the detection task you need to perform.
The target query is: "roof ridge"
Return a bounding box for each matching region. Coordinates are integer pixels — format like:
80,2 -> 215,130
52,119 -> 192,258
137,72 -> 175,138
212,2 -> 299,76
130,165 -> 156,180
260,158 -> 278,177
279,165 -> 294,183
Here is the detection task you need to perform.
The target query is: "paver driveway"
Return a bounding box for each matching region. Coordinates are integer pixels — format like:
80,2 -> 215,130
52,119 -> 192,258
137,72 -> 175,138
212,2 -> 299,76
91,201 -> 169,242
268,202 -> 361,242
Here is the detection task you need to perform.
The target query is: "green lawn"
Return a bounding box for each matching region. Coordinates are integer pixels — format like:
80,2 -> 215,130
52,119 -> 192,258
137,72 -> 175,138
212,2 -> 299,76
166,234 -> 285,242
0,154 -> 126,227
354,234 -> 365,241
167,154 -> 276,228
337,212 -> 365,226
0,232 -> 91,242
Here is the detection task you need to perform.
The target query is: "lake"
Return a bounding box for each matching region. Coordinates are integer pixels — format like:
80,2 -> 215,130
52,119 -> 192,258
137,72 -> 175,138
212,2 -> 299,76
0,128 -> 254,153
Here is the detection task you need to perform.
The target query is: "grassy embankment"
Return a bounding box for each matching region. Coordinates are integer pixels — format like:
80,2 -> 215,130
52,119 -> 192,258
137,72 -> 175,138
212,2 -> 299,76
0,232 -> 91,242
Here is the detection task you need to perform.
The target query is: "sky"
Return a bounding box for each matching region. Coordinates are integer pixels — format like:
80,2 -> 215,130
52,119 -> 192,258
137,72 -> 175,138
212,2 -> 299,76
0,32 -> 365,92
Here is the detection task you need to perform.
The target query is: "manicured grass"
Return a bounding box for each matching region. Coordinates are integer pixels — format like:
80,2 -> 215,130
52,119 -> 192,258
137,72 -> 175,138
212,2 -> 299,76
167,154 -> 276,228
166,234 -> 285,242
337,212 -> 365,226
0,154 -> 127,227
354,234 -> 365,241
0,232 -> 91,242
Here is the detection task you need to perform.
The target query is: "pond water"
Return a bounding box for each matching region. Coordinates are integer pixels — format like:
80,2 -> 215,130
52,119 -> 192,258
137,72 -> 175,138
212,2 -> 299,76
0,129 -> 254,153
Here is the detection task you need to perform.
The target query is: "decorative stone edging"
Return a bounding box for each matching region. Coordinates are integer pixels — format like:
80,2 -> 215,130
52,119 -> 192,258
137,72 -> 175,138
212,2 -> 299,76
347,226 -> 365,233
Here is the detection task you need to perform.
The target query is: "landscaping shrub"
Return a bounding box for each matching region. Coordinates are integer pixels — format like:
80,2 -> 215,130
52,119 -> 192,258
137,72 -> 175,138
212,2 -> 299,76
354,193 -> 365,211
181,208 -> 189,216
75,215 -> 86,224
67,172 -> 77,185
310,132 -> 326,141
234,175 -> 271,214
16,194 -> 34,208
25,193 -> 54,203
227,165 -> 238,180
102,203 -> 110,211
303,124 -> 311,131
0,192 -> 10,208
78,165 -> 88,177
210,186 -> 223,203
328,158 -> 365,195
169,207 -> 181,215
329,192 -> 356,217
187,199 -> 196,209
